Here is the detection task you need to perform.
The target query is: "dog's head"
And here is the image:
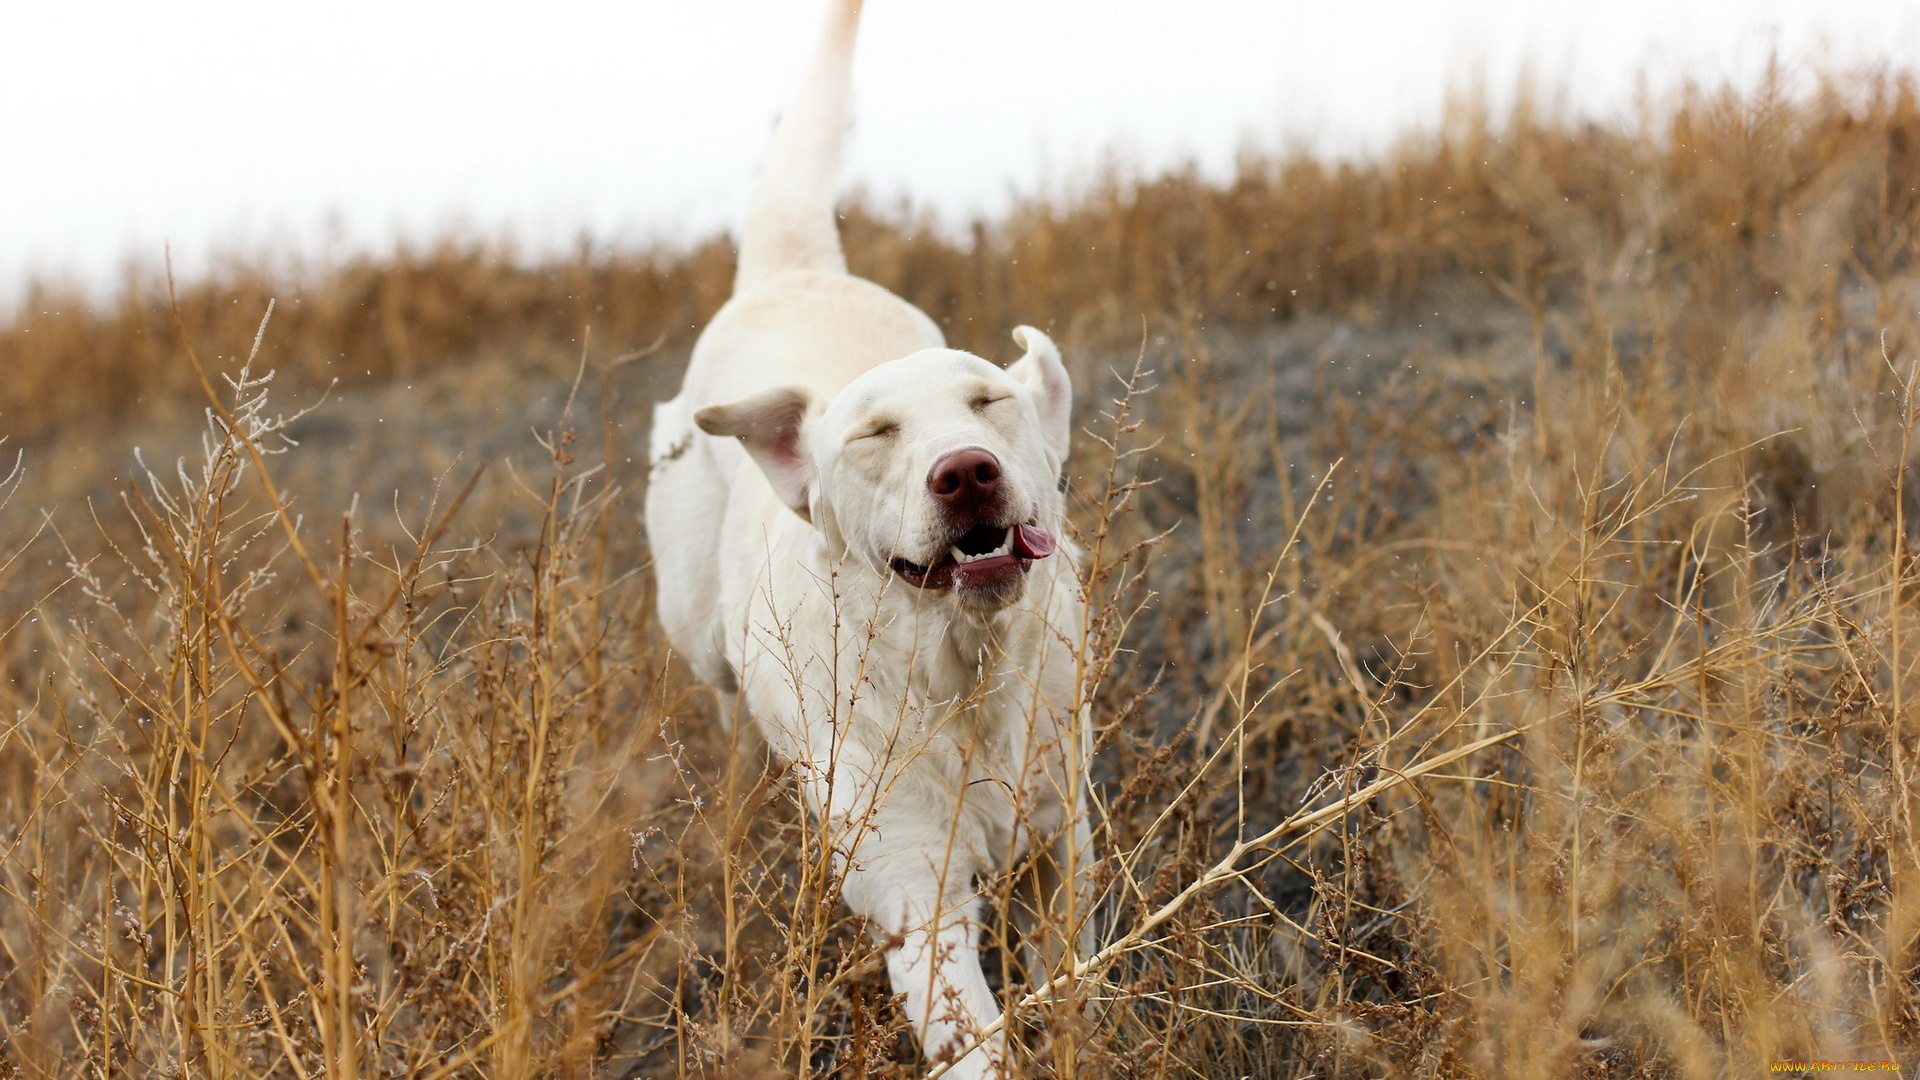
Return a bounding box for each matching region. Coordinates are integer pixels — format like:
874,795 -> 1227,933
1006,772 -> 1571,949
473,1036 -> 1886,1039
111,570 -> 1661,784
695,326 -> 1072,611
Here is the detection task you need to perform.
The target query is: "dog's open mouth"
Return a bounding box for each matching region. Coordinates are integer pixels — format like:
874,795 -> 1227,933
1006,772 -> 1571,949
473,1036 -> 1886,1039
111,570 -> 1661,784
889,522 -> 1056,591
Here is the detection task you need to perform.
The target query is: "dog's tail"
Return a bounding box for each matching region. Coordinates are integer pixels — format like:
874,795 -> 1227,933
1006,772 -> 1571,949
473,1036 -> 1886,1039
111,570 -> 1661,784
735,0 -> 864,291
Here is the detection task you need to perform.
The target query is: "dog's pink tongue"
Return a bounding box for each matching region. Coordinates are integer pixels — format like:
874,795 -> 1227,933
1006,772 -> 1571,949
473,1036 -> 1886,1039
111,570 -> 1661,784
1013,524 -> 1056,560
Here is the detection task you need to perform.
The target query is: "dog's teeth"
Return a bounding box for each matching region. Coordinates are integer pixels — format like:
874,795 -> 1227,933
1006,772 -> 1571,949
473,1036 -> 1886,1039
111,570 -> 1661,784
949,530 -> 1015,566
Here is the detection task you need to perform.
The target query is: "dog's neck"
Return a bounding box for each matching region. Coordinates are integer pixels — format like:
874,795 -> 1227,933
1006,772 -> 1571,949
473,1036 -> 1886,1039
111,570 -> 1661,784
801,526 -> 1057,689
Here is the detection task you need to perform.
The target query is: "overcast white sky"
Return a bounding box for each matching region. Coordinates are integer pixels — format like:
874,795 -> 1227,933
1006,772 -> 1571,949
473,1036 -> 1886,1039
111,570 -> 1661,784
4,1 -> 1917,301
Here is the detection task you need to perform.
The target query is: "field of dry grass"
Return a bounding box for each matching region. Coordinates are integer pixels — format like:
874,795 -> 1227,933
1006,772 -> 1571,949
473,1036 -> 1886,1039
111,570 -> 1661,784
2,69 -> 1920,1077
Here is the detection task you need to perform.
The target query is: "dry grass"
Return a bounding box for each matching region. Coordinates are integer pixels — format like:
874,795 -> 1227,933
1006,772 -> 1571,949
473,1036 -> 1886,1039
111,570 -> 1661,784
3,68 -> 1920,1077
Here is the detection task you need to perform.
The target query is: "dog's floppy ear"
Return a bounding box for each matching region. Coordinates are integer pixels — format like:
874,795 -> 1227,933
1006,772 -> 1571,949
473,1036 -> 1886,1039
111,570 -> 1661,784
1006,325 -> 1072,460
695,385 -> 820,522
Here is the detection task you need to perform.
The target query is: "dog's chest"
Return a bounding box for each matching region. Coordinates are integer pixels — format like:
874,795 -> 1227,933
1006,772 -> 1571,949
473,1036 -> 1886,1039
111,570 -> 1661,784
726,536 -> 1079,861
867,621 -> 1027,752
874,626 -> 1069,831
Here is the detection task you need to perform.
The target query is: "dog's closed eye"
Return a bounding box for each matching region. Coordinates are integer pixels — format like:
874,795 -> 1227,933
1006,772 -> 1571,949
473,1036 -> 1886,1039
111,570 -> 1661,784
970,394 -> 1011,412
850,420 -> 899,442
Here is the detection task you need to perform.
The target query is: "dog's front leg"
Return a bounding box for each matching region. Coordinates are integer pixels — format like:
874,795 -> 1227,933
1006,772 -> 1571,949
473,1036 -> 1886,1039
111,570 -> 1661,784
837,820 -> 1006,1079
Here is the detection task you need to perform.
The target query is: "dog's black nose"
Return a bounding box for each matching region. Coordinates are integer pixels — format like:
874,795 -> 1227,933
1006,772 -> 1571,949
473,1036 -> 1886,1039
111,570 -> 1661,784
928,449 -> 1003,512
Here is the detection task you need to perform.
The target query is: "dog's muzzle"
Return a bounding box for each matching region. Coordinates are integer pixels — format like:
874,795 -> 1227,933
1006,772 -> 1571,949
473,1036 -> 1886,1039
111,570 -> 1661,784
887,448 -> 1057,595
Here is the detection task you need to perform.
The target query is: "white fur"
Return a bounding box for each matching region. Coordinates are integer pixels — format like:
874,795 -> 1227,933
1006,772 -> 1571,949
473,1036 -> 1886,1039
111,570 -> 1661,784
643,2 -> 1089,1076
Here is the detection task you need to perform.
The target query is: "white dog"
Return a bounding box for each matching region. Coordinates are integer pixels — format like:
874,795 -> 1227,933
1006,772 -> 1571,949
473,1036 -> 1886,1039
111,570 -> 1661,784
644,1 -> 1090,1075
